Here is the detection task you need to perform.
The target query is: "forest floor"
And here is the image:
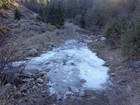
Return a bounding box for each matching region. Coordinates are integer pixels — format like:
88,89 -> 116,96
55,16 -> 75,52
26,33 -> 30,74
0,1 -> 140,105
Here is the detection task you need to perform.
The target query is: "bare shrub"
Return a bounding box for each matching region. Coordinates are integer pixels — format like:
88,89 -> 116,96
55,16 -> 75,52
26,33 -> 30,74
0,37 -> 28,86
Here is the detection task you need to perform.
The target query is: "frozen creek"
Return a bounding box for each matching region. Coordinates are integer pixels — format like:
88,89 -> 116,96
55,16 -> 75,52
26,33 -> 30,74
25,40 -> 109,98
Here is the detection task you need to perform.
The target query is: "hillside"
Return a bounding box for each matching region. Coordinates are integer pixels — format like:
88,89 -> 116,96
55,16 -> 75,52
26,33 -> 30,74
0,0 -> 140,105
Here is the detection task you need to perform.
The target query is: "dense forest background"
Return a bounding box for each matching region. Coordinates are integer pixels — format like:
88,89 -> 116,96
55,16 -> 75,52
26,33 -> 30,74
22,0 -> 140,60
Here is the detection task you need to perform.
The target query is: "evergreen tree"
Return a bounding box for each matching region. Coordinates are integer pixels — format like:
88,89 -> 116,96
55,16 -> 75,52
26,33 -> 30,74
14,8 -> 21,20
47,1 -> 64,27
80,14 -> 85,28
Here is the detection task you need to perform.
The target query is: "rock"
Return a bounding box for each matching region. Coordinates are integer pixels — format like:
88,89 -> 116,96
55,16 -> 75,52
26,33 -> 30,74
37,83 -> 43,87
21,92 -> 27,97
129,61 -> 140,69
18,73 -> 32,79
13,85 -> 17,91
21,70 -> 33,77
28,69 -> 39,74
80,79 -> 86,83
79,89 -> 85,97
0,83 -> 13,98
0,10 -> 10,19
35,72 -> 45,78
110,73 -> 116,76
12,74 -> 21,85
47,23 -> 56,31
29,48 -> 38,56
20,84 -> 28,93
84,90 -> 94,96
42,90 -> 46,97
117,79 -> 127,84
36,78 -> 44,84
14,91 -> 22,99
0,26 -> 9,36
100,37 -> 106,41
126,85 -> 132,96
44,68 -> 50,72
32,85 -> 38,90
22,78 -> 32,83
87,96 -> 96,100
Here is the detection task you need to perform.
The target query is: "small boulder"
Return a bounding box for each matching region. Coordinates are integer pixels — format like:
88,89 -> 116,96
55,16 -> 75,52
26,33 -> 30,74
28,48 -> 38,56
36,78 -> 44,84
21,70 -> 33,76
47,23 -> 56,32
129,61 -> 140,69
0,83 -> 13,98
18,73 -> 31,79
100,37 -> 106,41
37,83 -> 43,88
32,85 -> 38,90
110,73 -> 116,76
20,83 -> 29,93
27,69 -> 39,75
22,78 -> 32,83
14,91 -> 22,99
35,72 -> 45,78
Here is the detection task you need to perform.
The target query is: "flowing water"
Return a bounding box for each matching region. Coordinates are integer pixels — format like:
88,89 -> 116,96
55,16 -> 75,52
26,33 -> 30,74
25,40 -> 109,98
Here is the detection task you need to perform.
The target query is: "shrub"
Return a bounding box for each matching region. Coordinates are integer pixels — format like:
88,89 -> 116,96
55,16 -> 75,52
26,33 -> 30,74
103,18 -> 121,47
121,17 -> 140,59
80,14 -> 85,28
85,6 -> 107,30
14,8 -> 21,20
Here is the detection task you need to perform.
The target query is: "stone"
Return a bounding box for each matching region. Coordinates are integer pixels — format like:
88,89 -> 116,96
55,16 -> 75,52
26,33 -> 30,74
20,84 -> 28,93
110,73 -> 116,76
42,90 -> 46,97
35,72 -> 45,78
80,79 -> 86,83
18,73 -> 32,79
47,23 -> 56,31
126,85 -> 132,96
28,69 -> 39,75
117,79 -> 127,84
21,92 -> 27,97
12,74 -> 21,85
0,26 -> 9,36
32,85 -> 38,90
21,70 -> 33,77
29,48 -> 38,56
36,78 -> 44,84
79,91 -> 85,97
84,90 -> 94,96
13,85 -> 17,91
87,96 -> 96,100
22,78 -> 31,83
14,91 -> 22,99
44,68 -> 50,72
129,61 -> 140,69
100,37 -> 106,41
37,83 -> 43,88
0,83 -> 13,98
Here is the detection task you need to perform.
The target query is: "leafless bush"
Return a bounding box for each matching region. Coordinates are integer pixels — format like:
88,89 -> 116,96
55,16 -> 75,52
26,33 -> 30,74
0,38 -> 28,86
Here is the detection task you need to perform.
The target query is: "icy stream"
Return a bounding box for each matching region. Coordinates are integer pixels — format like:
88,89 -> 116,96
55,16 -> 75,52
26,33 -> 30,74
25,40 -> 109,98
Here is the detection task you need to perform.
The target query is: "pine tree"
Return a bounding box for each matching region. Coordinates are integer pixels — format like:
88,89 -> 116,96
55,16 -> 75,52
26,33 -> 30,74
14,8 -> 21,20
47,1 -> 64,27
